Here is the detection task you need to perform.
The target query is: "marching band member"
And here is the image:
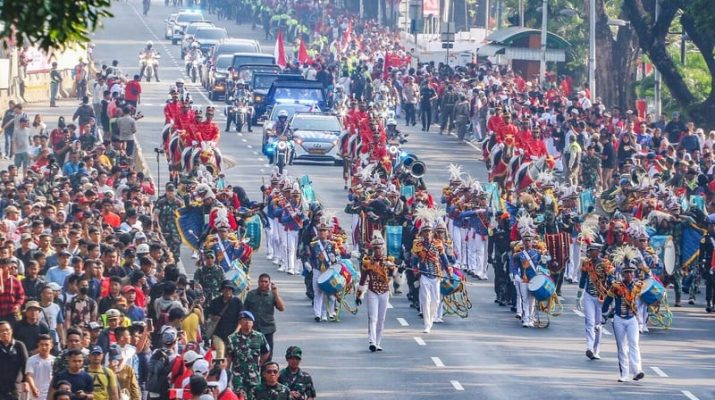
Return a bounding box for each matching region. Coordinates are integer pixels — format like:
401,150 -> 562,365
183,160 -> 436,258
488,212 -> 512,306
698,214 -> 715,313
576,242 -> 609,360
629,220 -> 658,333
210,223 -> 249,272
271,181 -> 292,270
410,212 -> 451,334
310,218 -> 340,322
511,213 -> 548,328
434,220 -> 457,323
357,231 -> 396,352
279,185 -> 306,275
460,183 -> 489,280
602,262 -> 646,382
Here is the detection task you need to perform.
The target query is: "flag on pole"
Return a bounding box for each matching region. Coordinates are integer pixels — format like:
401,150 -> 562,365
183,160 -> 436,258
298,38 -> 311,65
274,30 -> 287,68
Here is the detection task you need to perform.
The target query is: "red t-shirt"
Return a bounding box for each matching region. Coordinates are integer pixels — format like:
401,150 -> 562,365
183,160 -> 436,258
125,80 -> 142,101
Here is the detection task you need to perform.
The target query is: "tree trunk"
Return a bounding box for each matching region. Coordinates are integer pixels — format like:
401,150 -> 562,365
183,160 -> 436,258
593,0 -> 638,109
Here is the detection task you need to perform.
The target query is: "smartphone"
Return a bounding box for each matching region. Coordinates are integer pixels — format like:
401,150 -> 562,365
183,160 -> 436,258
145,318 -> 153,332
213,358 -> 225,366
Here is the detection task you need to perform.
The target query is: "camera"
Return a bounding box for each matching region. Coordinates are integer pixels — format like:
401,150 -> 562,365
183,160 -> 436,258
154,147 -> 165,154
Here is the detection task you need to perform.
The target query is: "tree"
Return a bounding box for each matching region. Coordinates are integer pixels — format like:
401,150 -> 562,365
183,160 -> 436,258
0,0 -> 112,51
623,0 -> 715,125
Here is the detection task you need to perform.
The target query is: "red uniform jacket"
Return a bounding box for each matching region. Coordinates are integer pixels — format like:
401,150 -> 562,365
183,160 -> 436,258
199,121 -> 220,144
164,101 -> 181,124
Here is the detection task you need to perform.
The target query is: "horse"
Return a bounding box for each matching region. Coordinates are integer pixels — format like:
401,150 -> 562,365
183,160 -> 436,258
489,141 -> 515,192
181,143 -> 223,175
482,133 -> 499,169
513,156 -> 556,192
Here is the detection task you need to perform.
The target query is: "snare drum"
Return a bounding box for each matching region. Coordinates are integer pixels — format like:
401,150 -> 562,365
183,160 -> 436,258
527,274 -> 556,301
318,266 -> 346,295
649,235 -> 675,276
639,278 -> 665,305
440,273 -> 462,297
226,266 -> 249,293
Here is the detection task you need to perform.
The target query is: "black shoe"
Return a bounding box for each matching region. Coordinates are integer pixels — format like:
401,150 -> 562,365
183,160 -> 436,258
494,299 -> 500,303
498,301 -> 506,306
510,306 -> 517,313
674,302 -> 682,307
369,344 -> 377,352
706,304 -> 713,313
586,350 -> 595,360
418,312 -> 423,318
314,316 -> 320,322
634,372 -> 645,381
688,299 -> 695,305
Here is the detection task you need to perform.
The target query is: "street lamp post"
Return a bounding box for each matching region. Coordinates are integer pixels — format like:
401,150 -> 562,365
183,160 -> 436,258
654,0 -> 662,118
540,0 -> 548,86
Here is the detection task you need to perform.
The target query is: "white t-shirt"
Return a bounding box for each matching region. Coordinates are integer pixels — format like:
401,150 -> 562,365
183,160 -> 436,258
41,302 -> 64,332
26,353 -> 55,400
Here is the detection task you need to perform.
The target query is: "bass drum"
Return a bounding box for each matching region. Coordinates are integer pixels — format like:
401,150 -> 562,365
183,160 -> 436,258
649,235 -> 675,276
317,266 -> 346,295
226,266 -> 249,294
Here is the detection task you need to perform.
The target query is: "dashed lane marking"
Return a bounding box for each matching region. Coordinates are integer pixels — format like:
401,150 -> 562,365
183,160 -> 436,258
450,381 -> 464,391
681,391 -> 699,400
414,337 -> 426,346
431,357 -> 445,367
253,151 -> 259,155
651,367 -> 668,377
242,139 -> 248,143
396,317 -> 408,327
386,302 -> 393,309
572,309 -> 585,318
247,144 -> 253,149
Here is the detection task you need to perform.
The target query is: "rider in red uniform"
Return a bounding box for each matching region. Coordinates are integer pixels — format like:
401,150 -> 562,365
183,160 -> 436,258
199,106 -> 220,145
487,107 -> 505,135
524,127 -> 548,159
186,111 -> 203,145
496,114 -> 519,143
163,90 -> 181,124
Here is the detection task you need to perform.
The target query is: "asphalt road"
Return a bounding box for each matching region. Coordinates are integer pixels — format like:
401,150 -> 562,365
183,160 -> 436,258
28,1 -> 715,399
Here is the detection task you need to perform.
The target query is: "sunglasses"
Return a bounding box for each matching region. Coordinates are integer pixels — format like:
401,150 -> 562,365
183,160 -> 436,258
265,369 -> 279,374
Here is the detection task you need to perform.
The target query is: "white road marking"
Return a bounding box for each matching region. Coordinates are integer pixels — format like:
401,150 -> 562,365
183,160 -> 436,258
257,157 -> 264,162
431,357 -> 445,367
247,144 -> 253,149
572,309 -> 585,317
413,337 -> 426,346
650,367 -> 668,377
263,164 -> 271,167
682,391 -> 699,400
242,139 -> 248,143
386,302 -> 393,309
396,317 -> 408,326
253,151 -> 259,155
450,381 -> 464,391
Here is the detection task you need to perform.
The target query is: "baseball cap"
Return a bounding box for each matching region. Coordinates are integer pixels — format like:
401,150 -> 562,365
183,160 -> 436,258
239,310 -> 255,321
192,359 -> 210,375
136,243 -> 150,254
47,282 -> 62,291
106,309 -> 121,319
24,300 -> 42,311
285,346 -> 302,359
108,345 -> 122,361
161,326 -> 178,345
90,345 -> 103,355
20,233 -> 32,241
88,321 -> 103,331
122,286 -> 136,294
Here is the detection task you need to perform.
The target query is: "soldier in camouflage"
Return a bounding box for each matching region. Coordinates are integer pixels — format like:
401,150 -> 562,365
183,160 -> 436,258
278,346 -> 316,400
194,250 -> 225,302
227,310 -> 271,400
154,183 -> 184,260
253,361 -> 290,400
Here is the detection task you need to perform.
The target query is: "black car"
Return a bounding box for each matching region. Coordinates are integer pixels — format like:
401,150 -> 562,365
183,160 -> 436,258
263,80 -> 328,115
252,73 -> 304,124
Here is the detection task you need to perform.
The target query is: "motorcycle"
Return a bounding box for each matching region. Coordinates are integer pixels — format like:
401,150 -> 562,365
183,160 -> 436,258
272,135 -> 294,174
140,53 -> 160,82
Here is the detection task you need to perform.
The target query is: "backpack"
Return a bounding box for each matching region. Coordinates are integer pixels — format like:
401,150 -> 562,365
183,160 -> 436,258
156,302 -> 173,332
146,349 -> 172,394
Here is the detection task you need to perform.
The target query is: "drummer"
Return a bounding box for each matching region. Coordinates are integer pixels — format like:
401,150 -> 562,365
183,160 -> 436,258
632,229 -> 656,333
602,264 -> 646,382
576,242 -> 607,360
310,218 -> 340,322
511,231 -> 540,328
410,221 -> 450,334
357,231 -> 396,352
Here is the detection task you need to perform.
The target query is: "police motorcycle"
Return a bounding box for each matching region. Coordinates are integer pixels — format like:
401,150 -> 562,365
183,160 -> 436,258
265,110 -> 294,173
184,43 -> 203,84
224,96 -> 252,133
385,118 -> 407,144
139,41 -> 160,82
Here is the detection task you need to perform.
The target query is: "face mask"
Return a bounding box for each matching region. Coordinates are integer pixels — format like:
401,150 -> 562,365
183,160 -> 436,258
80,287 -> 89,295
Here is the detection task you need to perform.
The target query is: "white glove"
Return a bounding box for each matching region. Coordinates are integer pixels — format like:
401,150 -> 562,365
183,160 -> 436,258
576,296 -> 583,311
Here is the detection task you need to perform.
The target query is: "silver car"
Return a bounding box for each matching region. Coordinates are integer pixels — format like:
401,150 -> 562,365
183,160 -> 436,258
180,22 -> 215,58
171,11 -> 205,45
289,113 -> 343,165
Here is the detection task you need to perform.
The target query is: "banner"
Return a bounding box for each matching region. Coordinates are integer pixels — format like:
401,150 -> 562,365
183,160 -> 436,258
24,47 -> 51,74
0,59 -> 9,90
423,0 -> 439,17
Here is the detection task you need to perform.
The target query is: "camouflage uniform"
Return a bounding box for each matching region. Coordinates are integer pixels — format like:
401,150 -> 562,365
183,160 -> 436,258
581,153 -> 601,190
227,329 -> 269,399
278,368 -> 316,400
156,195 -> 184,260
194,263 -> 225,302
253,382 -> 290,400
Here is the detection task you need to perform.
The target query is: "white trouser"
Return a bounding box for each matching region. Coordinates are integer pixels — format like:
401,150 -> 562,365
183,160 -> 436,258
312,269 -> 336,319
451,224 -> 463,266
367,290 -> 390,346
419,275 -> 440,331
264,223 -> 274,258
351,214 -> 360,252
636,298 -> 648,330
613,315 -> 642,379
467,230 -> 488,277
271,218 -> 281,260
516,279 -> 534,323
567,241 -> 582,281
471,115 -> 481,139
458,227 -> 468,267
285,230 -> 298,273
583,292 -> 603,354
278,224 -> 288,267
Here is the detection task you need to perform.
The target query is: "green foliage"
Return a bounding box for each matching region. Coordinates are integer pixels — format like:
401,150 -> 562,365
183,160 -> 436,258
0,0 -> 113,51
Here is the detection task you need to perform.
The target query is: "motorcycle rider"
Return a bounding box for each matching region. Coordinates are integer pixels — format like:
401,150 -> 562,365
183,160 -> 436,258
175,79 -> 188,100
139,41 -> 160,82
184,42 -> 203,79
232,80 -> 253,132
385,118 -> 407,144
274,110 -> 290,137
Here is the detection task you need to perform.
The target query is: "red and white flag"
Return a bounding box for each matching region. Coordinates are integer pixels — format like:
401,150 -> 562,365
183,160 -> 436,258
342,20 -> 352,47
298,38 -> 311,65
274,30 -> 287,68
